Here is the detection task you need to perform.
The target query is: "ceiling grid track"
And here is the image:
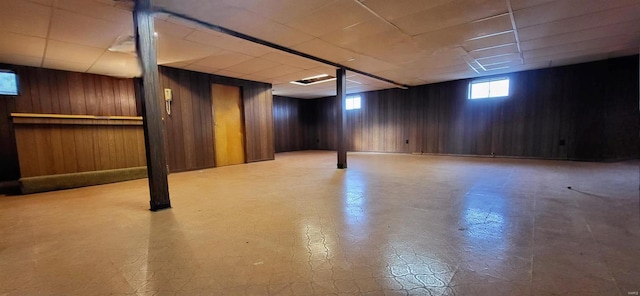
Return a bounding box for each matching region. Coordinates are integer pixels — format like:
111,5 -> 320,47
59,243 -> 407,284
506,0 -> 525,64
153,8 -> 410,90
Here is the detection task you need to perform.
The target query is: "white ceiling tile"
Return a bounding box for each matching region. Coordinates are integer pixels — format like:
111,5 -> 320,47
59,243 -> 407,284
183,63 -> 221,75
513,0 -> 639,29
154,18 -> 195,39
523,34 -> 638,60
509,0 -> 555,10
464,32 -> 516,52
357,0 -> 453,21
214,69 -> 246,78
224,57 -> 281,74
475,53 -> 521,65
319,19 -> 393,48
88,51 -> 140,78
157,36 -> 221,65
194,51 -> 254,69
0,1 -> 51,38
259,52 -> 324,69
517,4 -> 640,41
240,73 -> 271,83
469,44 -> 519,60
49,9 -> 128,48
0,32 -> 46,59
252,64 -> 304,79
285,1 -> 376,37
520,21 -> 640,51
45,40 -> 104,64
42,58 -> 91,73
291,39 -> 356,63
341,54 -> 399,73
0,53 -> 43,68
392,0 -> 508,36
54,0 -> 131,23
231,0 -> 336,24
186,29 -> 274,57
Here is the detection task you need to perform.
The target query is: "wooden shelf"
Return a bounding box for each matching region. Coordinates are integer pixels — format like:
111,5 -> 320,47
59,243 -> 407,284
11,113 -> 143,126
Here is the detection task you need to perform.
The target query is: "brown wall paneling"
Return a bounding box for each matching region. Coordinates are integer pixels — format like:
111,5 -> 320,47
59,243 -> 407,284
159,67 -> 274,170
287,55 -> 638,161
0,64 -> 142,182
273,96 -> 311,152
14,121 -> 146,178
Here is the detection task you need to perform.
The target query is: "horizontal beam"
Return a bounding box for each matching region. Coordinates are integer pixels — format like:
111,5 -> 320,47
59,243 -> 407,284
153,8 -> 410,90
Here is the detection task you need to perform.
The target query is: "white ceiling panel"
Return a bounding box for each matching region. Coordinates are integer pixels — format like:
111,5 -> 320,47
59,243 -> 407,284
0,32 -> 46,60
520,21 -> 640,52
185,29 -> 275,57
49,9 -> 128,48
356,0 -> 453,21
54,0 -> 131,23
0,53 -> 42,68
252,64 -> 304,79
44,40 -> 104,65
523,35 -> 638,60
224,57 -> 281,75
513,0 -> 638,28
0,0 -> 51,38
157,36 -> 221,65
88,51 -> 140,78
259,52 -> 324,70
391,0 -> 508,36
517,4 -> 640,41
292,39 -> 356,63
0,0 -> 637,99
193,51 -> 254,70
42,58 -> 92,73
285,1 -> 376,37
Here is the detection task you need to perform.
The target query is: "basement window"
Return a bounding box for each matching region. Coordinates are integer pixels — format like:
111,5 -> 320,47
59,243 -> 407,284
0,70 -> 19,96
468,77 -> 509,99
346,96 -> 361,110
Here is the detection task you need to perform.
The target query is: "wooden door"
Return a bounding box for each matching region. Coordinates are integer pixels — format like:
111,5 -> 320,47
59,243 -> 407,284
212,84 -> 245,166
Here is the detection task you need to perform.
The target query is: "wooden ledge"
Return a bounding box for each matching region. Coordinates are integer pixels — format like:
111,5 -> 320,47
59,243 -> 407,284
11,113 -> 143,126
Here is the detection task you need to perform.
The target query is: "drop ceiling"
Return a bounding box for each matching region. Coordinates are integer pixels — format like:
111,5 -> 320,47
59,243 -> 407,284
0,0 -> 638,99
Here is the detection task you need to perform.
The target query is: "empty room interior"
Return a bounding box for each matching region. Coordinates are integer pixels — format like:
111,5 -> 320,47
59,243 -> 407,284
1,0 -> 639,295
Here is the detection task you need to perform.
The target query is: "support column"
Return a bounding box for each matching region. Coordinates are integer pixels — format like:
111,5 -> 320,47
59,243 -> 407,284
336,68 -> 347,169
134,0 -> 171,211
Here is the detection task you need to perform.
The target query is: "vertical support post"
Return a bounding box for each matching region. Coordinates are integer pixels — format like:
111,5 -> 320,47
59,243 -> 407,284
134,0 -> 171,211
336,68 -> 347,169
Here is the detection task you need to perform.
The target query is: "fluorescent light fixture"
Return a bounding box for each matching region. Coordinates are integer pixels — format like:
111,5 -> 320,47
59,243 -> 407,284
290,74 -> 336,86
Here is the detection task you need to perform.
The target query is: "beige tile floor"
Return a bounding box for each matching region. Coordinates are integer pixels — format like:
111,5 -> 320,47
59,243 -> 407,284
0,151 -> 639,296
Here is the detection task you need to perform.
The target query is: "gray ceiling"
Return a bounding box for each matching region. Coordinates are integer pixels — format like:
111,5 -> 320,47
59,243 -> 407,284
1,0 -> 638,98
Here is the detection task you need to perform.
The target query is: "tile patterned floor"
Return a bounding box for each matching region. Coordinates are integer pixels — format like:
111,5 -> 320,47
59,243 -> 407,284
0,151 -> 638,296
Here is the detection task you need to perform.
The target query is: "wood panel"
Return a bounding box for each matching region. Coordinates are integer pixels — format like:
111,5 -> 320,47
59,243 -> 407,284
273,95 -> 312,152
14,124 -> 146,177
212,84 -> 245,166
159,66 -> 274,171
297,55 -> 638,161
0,64 -> 141,182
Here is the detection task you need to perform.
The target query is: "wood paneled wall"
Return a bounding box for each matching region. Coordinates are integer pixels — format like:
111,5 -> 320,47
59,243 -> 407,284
159,67 -> 214,172
14,122 -> 145,177
0,65 -> 144,180
279,55 -> 638,161
273,95 -> 314,152
159,66 -> 274,171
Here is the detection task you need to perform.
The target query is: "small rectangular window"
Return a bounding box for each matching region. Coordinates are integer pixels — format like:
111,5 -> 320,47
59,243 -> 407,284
469,77 -> 509,99
346,95 -> 361,110
0,71 -> 19,96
